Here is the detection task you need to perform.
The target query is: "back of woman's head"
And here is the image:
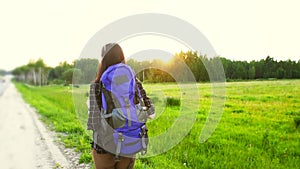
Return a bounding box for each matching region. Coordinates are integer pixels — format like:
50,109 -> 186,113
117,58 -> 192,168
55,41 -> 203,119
101,43 -> 125,67
94,43 -> 125,82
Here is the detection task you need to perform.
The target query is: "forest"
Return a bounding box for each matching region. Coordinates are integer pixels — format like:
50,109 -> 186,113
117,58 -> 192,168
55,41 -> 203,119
11,51 -> 300,85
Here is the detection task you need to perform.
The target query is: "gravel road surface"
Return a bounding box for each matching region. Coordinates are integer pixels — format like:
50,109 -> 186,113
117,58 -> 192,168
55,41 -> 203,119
0,76 -> 90,169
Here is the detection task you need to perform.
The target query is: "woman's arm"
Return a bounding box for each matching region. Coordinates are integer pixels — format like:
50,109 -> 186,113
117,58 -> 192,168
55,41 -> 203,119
135,78 -> 151,108
135,77 -> 155,118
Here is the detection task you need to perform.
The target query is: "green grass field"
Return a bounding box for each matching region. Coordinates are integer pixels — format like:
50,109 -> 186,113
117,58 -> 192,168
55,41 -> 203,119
15,80 -> 300,169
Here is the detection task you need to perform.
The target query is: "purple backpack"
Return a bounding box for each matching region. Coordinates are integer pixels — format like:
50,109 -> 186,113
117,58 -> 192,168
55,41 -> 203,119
99,63 -> 148,158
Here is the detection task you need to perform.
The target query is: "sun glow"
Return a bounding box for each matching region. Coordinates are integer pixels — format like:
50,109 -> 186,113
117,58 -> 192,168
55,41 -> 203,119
119,34 -> 190,63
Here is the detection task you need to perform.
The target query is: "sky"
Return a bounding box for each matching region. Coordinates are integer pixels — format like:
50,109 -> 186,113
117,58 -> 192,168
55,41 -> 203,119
0,0 -> 300,71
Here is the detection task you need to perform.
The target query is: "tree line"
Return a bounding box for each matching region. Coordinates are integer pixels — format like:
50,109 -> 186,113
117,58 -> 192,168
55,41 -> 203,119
12,51 -> 300,85
220,56 -> 300,80
12,58 -> 99,85
128,51 -> 300,82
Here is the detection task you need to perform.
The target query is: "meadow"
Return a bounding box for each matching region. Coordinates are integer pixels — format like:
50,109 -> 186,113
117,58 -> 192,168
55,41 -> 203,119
15,80 -> 300,169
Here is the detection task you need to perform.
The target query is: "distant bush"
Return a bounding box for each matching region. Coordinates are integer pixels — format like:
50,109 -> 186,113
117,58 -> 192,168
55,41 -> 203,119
166,97 -> 180,107
294,116 -> 300,129
73,84 -> 80,88
285,110 -> 300,130
50,79 -> 64,85
232,109 -> 244,114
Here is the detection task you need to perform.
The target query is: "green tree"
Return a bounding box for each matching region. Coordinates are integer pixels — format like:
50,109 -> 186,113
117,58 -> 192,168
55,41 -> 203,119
62,68 -> 83,85
74,58 -> 98,83
13,58 -> 50,85
248,65 -> 255,79
48,61 -> 73,84
0,69 -> 6,76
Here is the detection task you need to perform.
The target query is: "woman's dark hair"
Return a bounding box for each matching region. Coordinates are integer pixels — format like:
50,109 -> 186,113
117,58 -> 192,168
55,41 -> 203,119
94,43 -> 125,82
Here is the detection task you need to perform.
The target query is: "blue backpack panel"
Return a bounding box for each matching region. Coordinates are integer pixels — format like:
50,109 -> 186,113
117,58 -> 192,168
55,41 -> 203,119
100,63 -> 148,157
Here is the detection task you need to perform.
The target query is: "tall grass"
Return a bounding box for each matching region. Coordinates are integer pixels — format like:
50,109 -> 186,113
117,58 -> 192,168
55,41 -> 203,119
15,80 -> 300,168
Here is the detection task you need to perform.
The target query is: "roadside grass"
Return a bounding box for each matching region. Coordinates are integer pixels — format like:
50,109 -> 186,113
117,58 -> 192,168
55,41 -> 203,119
14,83 -> 92,163
15,80 -> 300,168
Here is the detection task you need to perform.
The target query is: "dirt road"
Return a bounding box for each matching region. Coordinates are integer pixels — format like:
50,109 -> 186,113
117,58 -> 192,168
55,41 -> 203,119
0,77 -> 70,169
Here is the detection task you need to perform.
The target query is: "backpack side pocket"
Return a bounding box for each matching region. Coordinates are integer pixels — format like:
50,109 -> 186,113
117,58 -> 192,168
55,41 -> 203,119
111,108 -> 126,129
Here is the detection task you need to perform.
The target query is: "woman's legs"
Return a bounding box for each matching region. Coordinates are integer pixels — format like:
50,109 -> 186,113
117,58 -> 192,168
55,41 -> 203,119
115,157 -> 135,169
92,149 -> 115,169
92,149 -> 135,169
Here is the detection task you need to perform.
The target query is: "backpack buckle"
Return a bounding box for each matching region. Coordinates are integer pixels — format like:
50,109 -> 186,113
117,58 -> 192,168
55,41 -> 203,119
115,133 -> 124,161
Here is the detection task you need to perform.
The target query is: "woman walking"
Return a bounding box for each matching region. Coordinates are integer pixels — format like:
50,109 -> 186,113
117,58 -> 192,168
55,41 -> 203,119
87,43 -> 154,169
